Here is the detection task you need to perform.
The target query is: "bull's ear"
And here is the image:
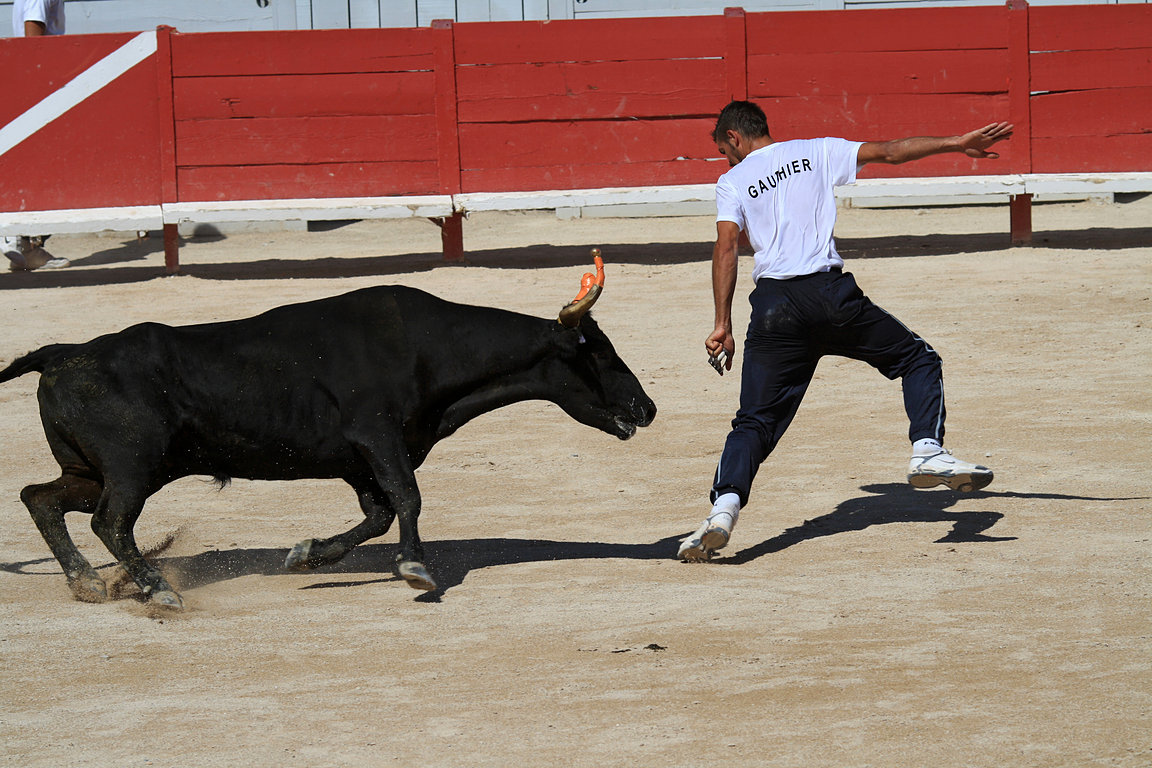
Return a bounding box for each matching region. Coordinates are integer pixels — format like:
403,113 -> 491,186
558,249 -> 604,328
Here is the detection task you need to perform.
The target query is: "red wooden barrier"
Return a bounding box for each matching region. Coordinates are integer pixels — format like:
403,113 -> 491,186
0,32 -> 163,212
1029,3 -> 1152,173
167,27 -> 444,202
452,14 -> 729,192
748,6 -> 1015,179
1,2 -> 1149,260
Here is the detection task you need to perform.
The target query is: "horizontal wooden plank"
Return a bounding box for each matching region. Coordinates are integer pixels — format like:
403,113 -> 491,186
837,175 -> 1025,198
175,115 -> 438,166
1030,5 -> 1152,52
174,72 -> 436,120
1031,49 -> 1152,94
459,118 -> 717,170
163,196 -> 453,223
460,159 -> 718,193
0,205 -> 163,235
750,94 -> 1011,141
454,184 -> 716,213
456,59 -> 726,122
1032,135 -> 1152,174
750,50 -> 1008,98
452,15 -> 726,66
1022,172 -> 1152,195
170,29 -> 436,77
1031,87 -> 1152,138
176,161 -> 443,201
746,7 -> 1008,56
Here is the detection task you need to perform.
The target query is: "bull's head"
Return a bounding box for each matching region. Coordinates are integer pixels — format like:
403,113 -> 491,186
549,250 -> 656,439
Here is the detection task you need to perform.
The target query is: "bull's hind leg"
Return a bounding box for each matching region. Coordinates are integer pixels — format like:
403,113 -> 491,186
89,481 -> 183,610
285,478 -> 397,571
21,474 -> 105,602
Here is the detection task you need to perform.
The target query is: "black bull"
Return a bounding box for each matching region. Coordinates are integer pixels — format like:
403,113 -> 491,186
0,266 -> 656,609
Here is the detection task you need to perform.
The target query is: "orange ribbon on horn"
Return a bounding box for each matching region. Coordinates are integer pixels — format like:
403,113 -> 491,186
571,249 -> 605,302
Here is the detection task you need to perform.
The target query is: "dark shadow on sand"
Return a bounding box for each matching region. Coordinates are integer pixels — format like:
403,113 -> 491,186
715,483 -> 1140,565
3,220 -> 1150,290
2,485 -> 1143,601
157,534 -> 686,601
0,534 -> 683,600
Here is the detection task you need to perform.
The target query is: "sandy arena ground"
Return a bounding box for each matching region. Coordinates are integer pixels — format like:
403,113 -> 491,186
1,198 -> 1149,767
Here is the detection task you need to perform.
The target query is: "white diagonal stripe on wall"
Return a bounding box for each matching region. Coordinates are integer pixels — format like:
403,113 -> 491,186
0,30 -> 157,159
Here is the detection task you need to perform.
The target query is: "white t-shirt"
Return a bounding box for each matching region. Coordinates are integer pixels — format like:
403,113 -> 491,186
715,137 -> 862,281
12,0 -> 65,36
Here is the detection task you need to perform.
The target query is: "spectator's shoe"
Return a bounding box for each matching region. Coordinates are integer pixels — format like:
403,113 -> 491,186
908,449 -> 993,492
677,511 -> 736,562
22,247 -> 70,270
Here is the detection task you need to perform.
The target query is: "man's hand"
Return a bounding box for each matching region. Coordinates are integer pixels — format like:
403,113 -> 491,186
706,326 -> 735,375
957,122 -> 1014,159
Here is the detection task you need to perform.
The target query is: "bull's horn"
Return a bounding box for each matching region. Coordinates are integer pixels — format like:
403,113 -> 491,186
558,248 -> 605,328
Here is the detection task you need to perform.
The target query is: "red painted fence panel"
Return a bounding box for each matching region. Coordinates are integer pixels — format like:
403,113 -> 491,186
0,33 -> 162,212
747,6 -> 1016,180
1028,4 -> 1152,173
453,14 -> 730,193
1,4 -> 1150,218
168,28 -> 443,202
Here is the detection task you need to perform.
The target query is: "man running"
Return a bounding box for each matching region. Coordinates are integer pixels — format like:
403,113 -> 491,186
679,100 -> 1012,562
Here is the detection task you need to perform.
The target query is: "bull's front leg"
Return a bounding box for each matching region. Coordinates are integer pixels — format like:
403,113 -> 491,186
347,430 -> 437,592
392,497 -> 435,592
285,478 -> 396,570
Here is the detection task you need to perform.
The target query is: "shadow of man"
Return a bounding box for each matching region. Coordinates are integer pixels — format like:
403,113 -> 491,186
716,482 -> 1138,565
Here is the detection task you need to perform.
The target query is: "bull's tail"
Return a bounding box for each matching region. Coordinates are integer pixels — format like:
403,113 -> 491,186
0,344 -> 78,384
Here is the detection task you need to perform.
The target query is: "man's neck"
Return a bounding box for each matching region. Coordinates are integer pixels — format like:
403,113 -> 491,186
748,136 -> 774,153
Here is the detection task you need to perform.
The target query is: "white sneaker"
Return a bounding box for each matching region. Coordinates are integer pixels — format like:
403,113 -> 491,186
38,256 -> 71,269
677,510 -> 736,562
908,449 -> 993,492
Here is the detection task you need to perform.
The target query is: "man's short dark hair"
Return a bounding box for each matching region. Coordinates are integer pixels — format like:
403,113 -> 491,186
712,100 -> 770,143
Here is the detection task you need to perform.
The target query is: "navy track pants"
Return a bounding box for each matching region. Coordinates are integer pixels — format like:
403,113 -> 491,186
711,269 -> 945,507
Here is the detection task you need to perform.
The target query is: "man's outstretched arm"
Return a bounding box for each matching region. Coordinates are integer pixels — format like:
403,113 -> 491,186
857,122 -> 1014,165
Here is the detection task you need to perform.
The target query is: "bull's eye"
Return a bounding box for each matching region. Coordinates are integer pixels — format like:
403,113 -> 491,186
578,332 -> 586,344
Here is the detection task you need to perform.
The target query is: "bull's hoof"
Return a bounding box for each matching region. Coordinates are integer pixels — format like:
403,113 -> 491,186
149,590 -> 185,610
284,539 -> 317,571
397,561 -> 437,591
68,575 -> 108,604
